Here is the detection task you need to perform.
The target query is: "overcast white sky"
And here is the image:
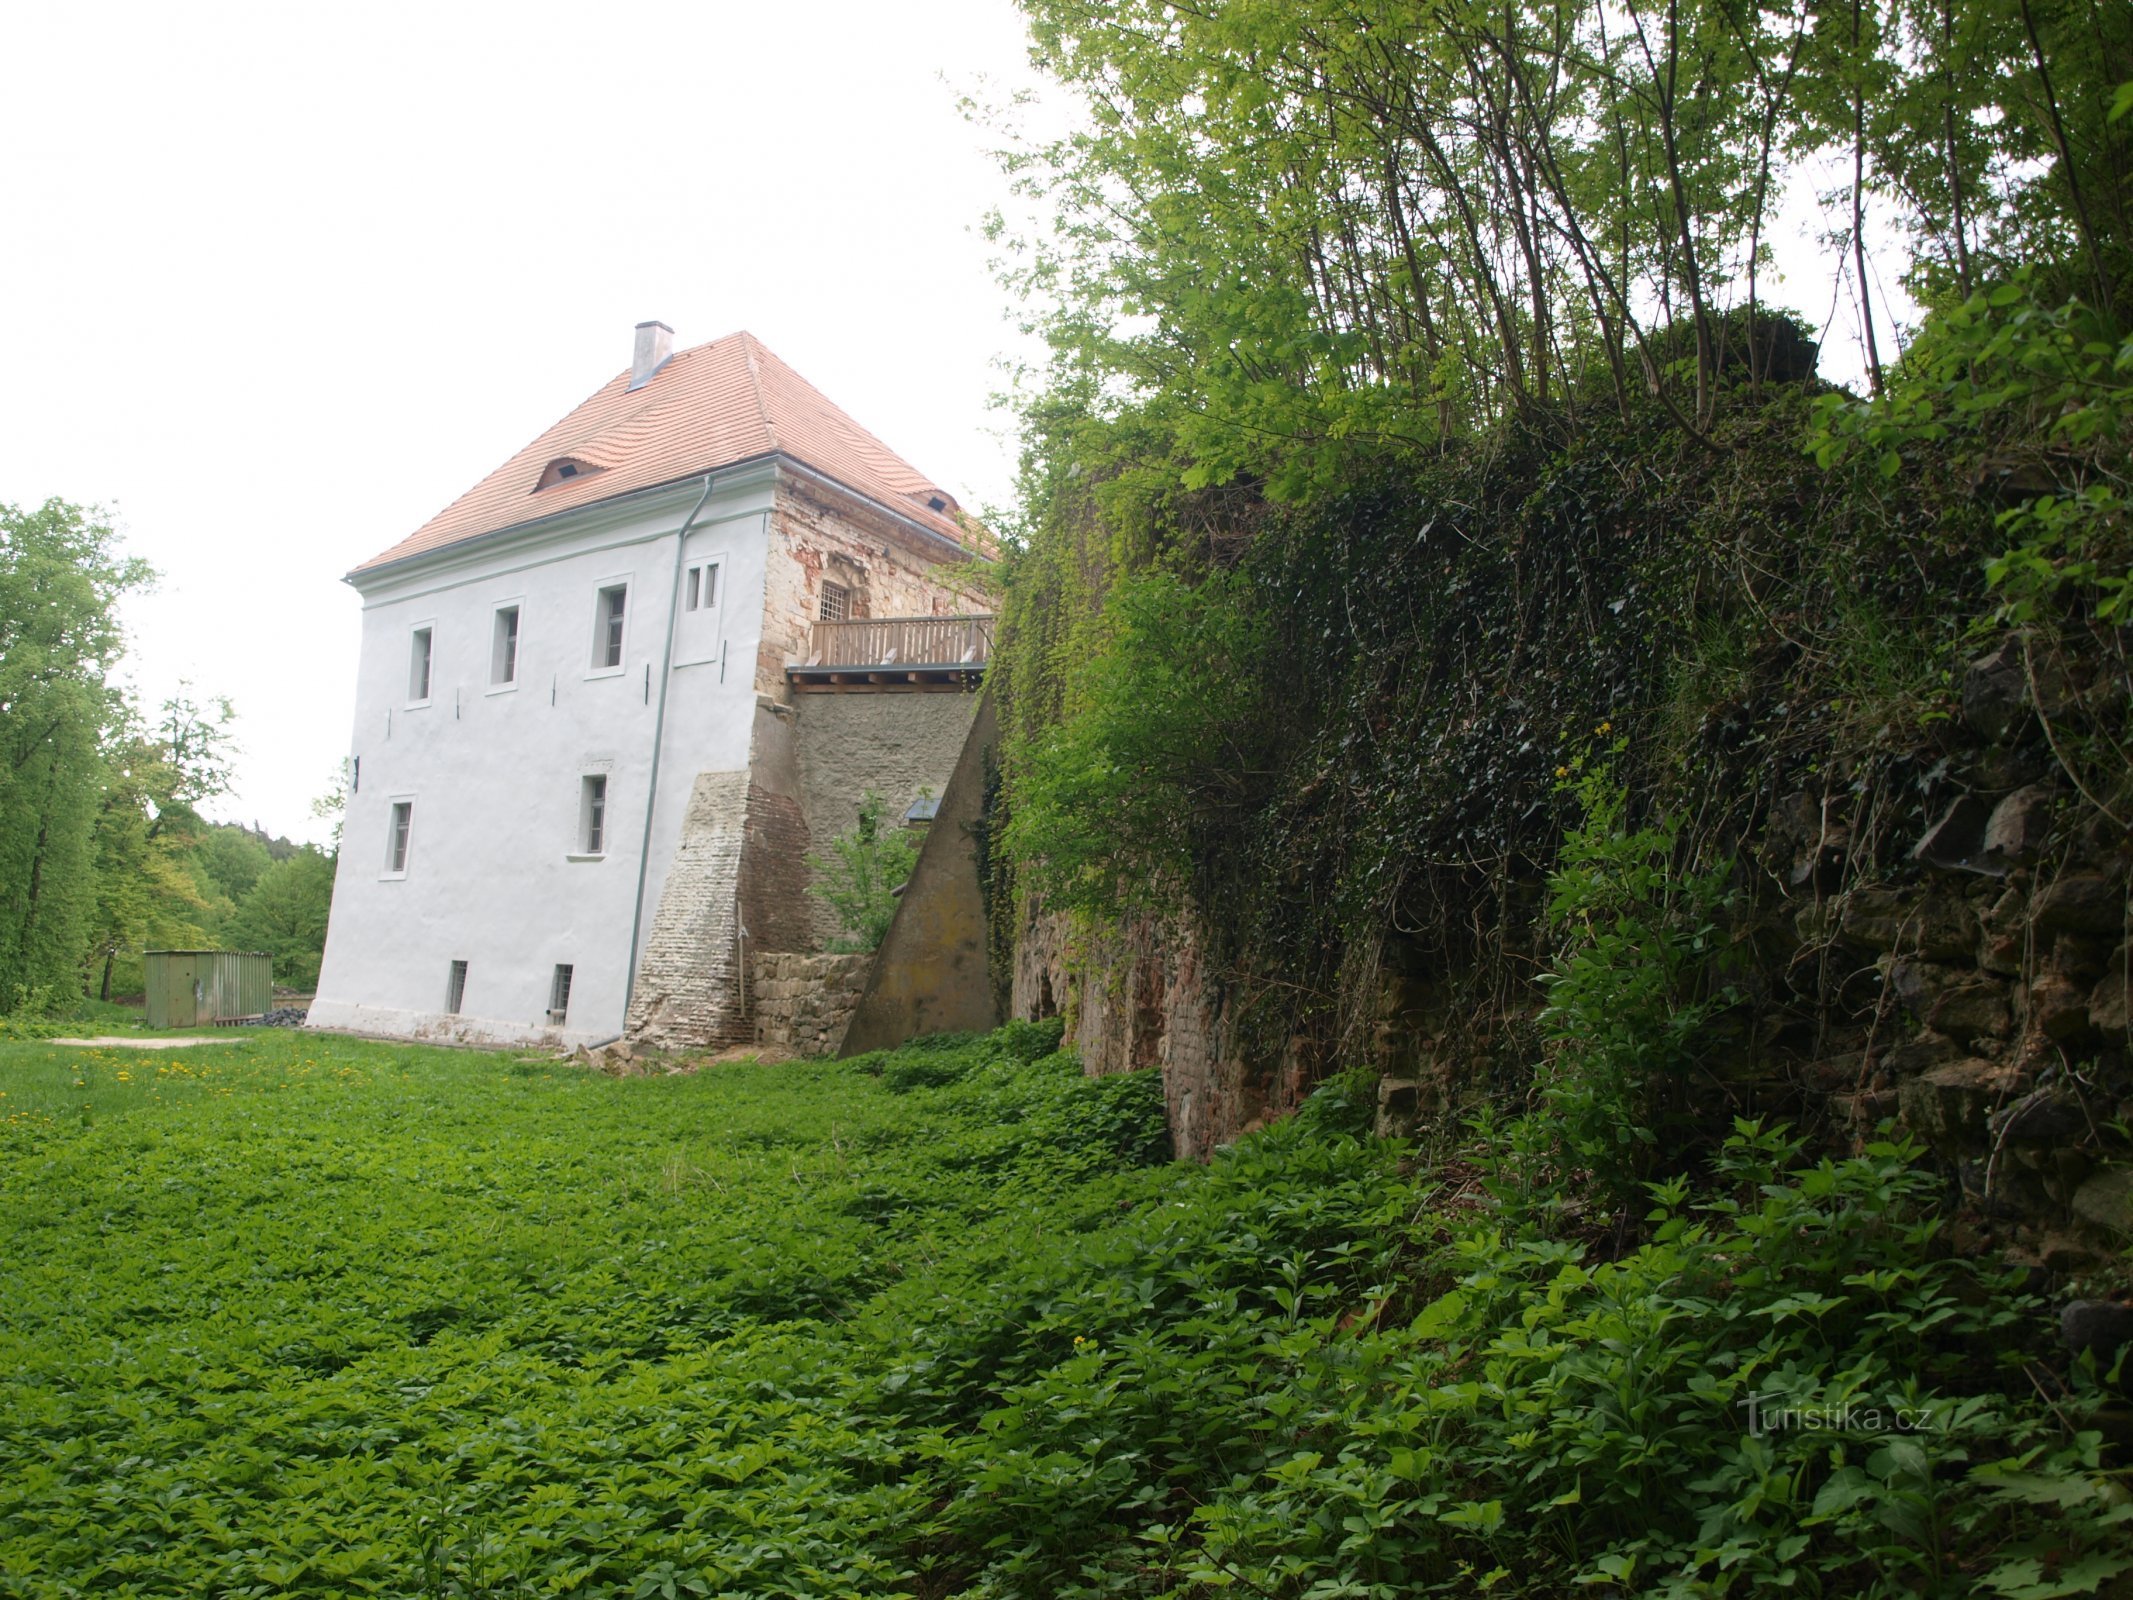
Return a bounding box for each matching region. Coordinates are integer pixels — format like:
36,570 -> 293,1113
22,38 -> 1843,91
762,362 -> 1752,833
2,0 -> 1046,844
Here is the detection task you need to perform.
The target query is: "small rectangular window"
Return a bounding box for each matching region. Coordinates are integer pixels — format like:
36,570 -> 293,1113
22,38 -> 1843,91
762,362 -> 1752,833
445,960 -> 468,1015
548,964 -> 574,1026
595,585 -> 627,668
581,774 -> 608,855
386,801 -> 412,873
685,563 -> 720,613
409,627 -> 433,701
819,581 -> 849,623
492,605 -> 519,685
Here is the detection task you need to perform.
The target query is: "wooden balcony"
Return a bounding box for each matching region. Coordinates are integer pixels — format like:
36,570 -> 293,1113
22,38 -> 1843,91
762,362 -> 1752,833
787,614 -> 994,692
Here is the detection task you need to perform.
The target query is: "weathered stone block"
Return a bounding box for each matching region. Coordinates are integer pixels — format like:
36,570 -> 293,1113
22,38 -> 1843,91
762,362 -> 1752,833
1926,981 -> 2013,1043
1991,1088 -> 2087,1147
1887,958 -> 1958,1015
2024,972 -> 2094,1042
1898,1057 -> 2025,1148
2072,1166 -> 2133,1239
1881,1031 -> 1965,1077
1911,795 -> 1991,874
2032,873 -> 2128,937
1840,889 -> 1975,958
1982,784 -> 2055,869
1963,640 -> 2029,742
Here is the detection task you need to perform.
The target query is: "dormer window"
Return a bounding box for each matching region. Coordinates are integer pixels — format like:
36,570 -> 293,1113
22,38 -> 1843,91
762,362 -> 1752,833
537,457 -> 604,491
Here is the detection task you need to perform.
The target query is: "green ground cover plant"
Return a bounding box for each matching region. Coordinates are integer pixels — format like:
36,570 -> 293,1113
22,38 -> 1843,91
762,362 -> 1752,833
0,1026 -> 2120,1598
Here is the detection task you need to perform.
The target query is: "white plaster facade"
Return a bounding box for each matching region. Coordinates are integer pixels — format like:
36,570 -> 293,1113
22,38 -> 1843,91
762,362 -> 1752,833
309,329 -> 989,1049
311,469 -> 775,1046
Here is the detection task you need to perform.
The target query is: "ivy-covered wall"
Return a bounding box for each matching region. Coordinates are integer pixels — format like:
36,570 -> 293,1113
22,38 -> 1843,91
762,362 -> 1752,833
989,373 -> 2132,1260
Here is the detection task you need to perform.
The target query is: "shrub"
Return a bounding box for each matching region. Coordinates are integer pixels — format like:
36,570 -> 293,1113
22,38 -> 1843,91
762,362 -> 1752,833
808,791 -> 920,951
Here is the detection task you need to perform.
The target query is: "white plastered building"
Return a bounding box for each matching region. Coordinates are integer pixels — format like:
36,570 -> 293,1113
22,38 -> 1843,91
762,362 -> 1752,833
309,324 -> 992,1048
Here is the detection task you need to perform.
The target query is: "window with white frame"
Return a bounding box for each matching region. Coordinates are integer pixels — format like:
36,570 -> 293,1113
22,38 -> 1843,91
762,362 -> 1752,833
445,960 -> 468,1015
491,605 -> 520,686
685,561 -> 720,612
408,627 -> 433,702
548,964 -> 574,1026
579,774 -> 608,855
385,800 -> 413,874
593,584 -> 627,669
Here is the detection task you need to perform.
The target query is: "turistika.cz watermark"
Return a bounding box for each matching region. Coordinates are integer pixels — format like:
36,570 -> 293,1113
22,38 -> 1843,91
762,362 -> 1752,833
1740,1394 -> 1940,1437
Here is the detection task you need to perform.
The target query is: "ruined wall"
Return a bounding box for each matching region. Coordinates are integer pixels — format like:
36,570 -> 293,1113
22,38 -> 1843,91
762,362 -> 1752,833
1009,636 -> 2133,1265
753,951 -> 872,1056
1013,908 -> 1279,1159
760,476 -> 989,693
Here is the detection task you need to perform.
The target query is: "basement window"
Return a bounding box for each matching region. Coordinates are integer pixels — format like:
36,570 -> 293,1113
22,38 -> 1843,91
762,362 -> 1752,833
819,581 -> 850,623
579,774 -> 608,856
385,801 -> 413,875
445,960 -> 468,1015
491,605 -> 520,686
593,584 -> 627,669
408,626 -> 433,703
548,964 -> 574,1027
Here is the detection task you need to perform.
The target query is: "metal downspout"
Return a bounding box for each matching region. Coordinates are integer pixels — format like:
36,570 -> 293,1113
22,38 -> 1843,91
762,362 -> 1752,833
623,472 -> 717,1021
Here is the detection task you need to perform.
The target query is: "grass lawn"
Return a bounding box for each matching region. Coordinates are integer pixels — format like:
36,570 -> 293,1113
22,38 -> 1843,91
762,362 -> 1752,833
0,1023 -> 1184,1598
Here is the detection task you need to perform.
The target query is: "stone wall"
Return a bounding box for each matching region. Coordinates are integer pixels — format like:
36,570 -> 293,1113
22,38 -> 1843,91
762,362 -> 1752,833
753,951 -> 872,1056
1007,635 -> 2133,1264
794,692 -> 979,950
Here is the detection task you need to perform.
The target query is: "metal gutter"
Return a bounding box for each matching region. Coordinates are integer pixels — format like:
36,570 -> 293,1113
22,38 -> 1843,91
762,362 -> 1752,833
345,451 -> 989,590
622,472 -> 718,1022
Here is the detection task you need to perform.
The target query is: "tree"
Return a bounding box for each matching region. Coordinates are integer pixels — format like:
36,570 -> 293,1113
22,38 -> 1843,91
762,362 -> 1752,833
225,848 -> 335,989
83,690 -> 235,1001
0,501 -> 148,1011
808,793 -> 922,952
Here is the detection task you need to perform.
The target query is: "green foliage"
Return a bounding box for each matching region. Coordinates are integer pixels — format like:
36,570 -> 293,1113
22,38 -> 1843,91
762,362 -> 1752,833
0,1027 -> 2112,1596
1809,277 -> 2133,623
808,791 -> 920,952
993,0 -> 2131,500
224,846 -> 336,989
1006,568 -> 1271,920
0,500 -> 149,1011
1530,757 -> 1736,1215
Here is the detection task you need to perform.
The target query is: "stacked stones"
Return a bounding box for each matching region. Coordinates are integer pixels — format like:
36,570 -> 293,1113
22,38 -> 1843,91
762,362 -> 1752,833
753,952 -> 873,1057
1796,636 -> 2130,1268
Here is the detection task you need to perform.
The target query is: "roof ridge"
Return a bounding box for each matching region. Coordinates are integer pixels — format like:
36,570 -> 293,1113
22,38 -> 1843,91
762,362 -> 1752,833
740,332 -> 778,455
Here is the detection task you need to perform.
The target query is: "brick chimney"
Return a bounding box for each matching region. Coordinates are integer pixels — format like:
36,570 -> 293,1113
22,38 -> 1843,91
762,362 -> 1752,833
629,321 -> 675,391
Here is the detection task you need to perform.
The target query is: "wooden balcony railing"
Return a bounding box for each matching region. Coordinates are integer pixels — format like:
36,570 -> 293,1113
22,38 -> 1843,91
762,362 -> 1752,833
805,615 -> 994,669
790,615 -> 994,692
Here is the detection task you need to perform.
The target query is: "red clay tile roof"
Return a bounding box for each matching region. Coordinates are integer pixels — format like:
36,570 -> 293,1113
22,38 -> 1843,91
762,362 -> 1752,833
351,331 -> 988,573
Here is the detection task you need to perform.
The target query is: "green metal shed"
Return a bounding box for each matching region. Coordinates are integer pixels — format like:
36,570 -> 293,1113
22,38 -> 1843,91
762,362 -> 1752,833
144,950 -> 273,1028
